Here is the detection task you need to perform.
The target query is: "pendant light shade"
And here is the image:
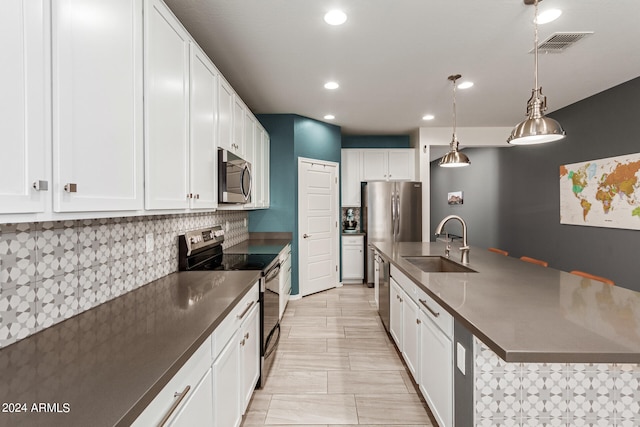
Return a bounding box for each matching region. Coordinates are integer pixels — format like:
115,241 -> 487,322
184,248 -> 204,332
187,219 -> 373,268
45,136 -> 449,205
439,74 -> 470,168
508,0 -> 566,145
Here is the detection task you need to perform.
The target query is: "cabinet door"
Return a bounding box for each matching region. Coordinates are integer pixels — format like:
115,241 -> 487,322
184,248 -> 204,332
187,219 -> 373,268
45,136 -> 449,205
341,149 -> 361,207
374,253 -> 380,309
243,114 -> 256,208
0,0 -> 49,214
213,331 -> 241,427
144,0 -> 190,210
169,368 -> 214,427
341,245 -> 360,280
387,150 -> 415,181
361,150 -> 387,181
254,125 -> 264,208
53,0 -> 143,212
189,44 -> 218,209
419,311 -> 453,427
218,77 -> 234,152
389,278 -> 403,348
240,303 -> 260,413
401,293 -> 420,381
232,96 -> 245,157
262,133 -> 270,208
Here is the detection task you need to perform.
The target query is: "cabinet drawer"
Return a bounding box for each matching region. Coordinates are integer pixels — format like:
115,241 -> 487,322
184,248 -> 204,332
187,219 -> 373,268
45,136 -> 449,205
391,265 -> 418,301
213,282 -> 259,360
416,287 -> 453,339
342,235 -> 363,246
132,336 -> 212,426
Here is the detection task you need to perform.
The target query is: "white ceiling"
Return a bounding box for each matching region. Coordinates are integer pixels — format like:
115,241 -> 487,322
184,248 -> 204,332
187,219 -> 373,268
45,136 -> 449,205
164,0 -> 640,135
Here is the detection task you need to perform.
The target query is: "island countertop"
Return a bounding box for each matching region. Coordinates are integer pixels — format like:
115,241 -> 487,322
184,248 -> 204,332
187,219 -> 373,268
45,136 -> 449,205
0,270 -> 261,427
372,241 -> 640,364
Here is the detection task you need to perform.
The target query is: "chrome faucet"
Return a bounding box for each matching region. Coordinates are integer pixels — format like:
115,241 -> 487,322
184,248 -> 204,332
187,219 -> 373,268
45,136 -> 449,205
435,215 -> 470,264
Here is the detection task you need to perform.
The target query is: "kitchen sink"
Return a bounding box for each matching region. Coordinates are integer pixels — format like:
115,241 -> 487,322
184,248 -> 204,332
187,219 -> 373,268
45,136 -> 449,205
402,256 -> 476,273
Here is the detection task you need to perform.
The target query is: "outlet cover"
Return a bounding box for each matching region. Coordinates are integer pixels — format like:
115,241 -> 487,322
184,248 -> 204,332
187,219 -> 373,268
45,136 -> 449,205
456,342 -> 466,375
145,233 -> 154,253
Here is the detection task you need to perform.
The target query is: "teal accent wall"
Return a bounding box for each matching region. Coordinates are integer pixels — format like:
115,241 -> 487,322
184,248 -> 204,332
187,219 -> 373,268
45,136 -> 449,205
341,134 -> 410,148
250,114 -> 342,296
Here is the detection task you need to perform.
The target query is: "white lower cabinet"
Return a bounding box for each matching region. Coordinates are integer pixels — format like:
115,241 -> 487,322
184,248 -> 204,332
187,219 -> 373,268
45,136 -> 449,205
401,291 -> 420,380
170,368 -> 214,426
213,330 -> 241,427
419,307 -> 453,427
389,278 -> 403,348
341,235 -> 364,283
239,303 -> 260,413
390,267 -> 454,427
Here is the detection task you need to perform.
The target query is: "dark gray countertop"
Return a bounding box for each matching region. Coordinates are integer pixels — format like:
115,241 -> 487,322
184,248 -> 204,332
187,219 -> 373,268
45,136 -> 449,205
373,241 -> 640,363
0,270 -> 261,427
225,238 -> 291,255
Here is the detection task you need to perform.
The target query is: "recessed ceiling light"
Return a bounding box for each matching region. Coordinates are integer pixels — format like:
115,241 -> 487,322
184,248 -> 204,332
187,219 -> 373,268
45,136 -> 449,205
422,114 -> 435,121
458,81 -> 474,89
324,10 -> 347,26
324,114 -> 335,120
535,9 -> 562,25
324,81 -> 339,90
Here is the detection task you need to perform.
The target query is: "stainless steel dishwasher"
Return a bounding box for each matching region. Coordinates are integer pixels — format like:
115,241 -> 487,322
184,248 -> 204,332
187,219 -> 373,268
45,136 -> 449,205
376,252 -> 391,332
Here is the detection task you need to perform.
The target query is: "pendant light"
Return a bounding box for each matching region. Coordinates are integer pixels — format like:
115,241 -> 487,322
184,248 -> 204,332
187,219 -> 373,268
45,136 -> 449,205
508,0 -> 566,145
439,74 -> 471,168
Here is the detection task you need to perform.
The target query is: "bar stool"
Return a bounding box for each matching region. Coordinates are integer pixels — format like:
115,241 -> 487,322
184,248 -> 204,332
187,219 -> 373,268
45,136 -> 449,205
520,256 -> 548,267
570,270 -> 615,286
488,248 -> 509,256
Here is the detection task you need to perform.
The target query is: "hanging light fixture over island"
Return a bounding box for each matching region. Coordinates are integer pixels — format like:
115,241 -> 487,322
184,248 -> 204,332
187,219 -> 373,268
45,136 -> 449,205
508,0 -> 566,145
439,74 -> 471,168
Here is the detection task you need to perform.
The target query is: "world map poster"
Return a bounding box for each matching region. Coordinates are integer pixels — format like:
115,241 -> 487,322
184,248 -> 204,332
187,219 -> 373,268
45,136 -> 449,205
560,153 -> 640,230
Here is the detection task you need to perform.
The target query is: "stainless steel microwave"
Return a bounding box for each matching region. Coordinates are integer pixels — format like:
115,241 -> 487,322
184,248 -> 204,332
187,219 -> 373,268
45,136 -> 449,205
218,149 -> 252,204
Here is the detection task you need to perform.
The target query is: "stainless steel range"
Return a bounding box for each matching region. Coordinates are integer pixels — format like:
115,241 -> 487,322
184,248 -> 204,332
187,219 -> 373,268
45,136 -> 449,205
178,226 -> 280,387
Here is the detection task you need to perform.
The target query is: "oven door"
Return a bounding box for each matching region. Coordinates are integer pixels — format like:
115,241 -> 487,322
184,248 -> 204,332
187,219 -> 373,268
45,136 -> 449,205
260,262 -> 280,387
219,149 -> 252,204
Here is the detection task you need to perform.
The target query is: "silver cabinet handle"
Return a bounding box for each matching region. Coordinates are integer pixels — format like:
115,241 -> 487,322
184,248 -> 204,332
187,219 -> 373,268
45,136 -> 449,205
157,385 -> 191,427
64,183 -> 77,193
240,339 -> 245,347
303,234 -> 311,239
32,180 -> 48,191
419,299 -> 440,318
245,332 -> 249,339
416,318 -> 421,325
237,300 -> 255,320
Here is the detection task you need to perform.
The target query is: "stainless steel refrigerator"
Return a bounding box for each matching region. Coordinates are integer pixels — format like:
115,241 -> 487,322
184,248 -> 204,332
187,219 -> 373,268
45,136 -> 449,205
362,181 -> 422,284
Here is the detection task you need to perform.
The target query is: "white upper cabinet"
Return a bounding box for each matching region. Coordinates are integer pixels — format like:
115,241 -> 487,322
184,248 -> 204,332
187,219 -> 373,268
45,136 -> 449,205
341,149 -> 361,207
361,149 -> 415,181
232,96 -> 246,158
387,149 -> 415,181
0,0 -> 50,214
218,76 -> 234,154
262,133 -> 271,208
144,0 -> 190,210
52,0 -> 144,212
189,44 -> 218,209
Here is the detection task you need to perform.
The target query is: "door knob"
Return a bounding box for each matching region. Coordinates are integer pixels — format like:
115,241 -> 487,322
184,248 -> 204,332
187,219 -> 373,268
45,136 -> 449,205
303,234 -> 311,239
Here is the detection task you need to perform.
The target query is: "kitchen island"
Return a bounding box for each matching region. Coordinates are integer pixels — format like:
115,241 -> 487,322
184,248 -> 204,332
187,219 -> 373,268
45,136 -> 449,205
372,241 -> 640,426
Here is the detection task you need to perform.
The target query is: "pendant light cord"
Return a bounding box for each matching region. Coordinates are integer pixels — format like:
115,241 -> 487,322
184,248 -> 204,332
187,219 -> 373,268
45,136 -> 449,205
534,0 -> 539,90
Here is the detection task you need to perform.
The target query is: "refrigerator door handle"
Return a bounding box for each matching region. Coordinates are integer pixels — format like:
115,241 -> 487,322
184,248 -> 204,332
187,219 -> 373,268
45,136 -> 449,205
395,194 -> 400,237
390,192 -> 396,240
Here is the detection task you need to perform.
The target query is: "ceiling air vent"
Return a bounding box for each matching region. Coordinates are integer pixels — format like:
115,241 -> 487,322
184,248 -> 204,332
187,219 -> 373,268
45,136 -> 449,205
529,32 -> 594,54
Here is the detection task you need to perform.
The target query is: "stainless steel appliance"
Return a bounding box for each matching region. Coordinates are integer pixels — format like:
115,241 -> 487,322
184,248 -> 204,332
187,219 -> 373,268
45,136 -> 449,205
375,252 -> 391,332
362,181 -> 422,284
178,226 -> 280,387
218,149 -> 252,204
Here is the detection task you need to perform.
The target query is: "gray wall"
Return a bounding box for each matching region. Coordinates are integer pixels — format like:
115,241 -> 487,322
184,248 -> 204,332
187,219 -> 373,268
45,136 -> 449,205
430,77 -> 640,291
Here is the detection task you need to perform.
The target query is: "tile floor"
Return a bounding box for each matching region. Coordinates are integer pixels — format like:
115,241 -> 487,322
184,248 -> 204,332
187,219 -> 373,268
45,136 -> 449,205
241,284 -> 435,427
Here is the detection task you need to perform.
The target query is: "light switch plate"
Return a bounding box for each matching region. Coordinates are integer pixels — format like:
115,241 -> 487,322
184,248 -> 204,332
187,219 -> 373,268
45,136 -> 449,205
145,233 -> 154,253
456,342 -> 466,375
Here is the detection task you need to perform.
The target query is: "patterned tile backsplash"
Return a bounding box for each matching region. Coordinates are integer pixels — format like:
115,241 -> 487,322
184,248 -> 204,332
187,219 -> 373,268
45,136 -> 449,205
0,211 -> 248,348
474,338 -> 640,426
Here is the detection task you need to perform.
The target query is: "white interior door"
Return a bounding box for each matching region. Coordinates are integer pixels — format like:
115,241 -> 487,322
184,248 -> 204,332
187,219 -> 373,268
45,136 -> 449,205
298,158 -> 339,296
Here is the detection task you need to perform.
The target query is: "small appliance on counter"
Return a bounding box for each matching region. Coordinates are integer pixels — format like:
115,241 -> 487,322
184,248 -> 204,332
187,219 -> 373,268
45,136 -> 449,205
343,208 -> 358,233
